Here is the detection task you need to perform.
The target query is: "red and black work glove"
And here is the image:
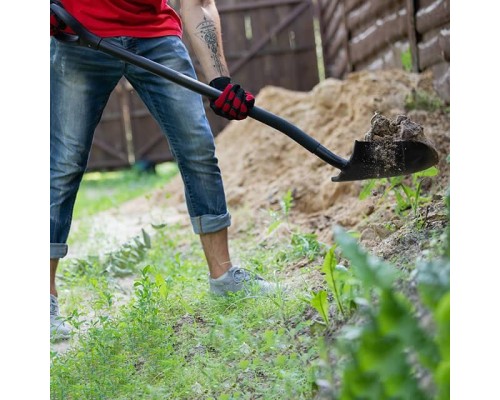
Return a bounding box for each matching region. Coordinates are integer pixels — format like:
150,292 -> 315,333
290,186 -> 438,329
209,77 -> 255,120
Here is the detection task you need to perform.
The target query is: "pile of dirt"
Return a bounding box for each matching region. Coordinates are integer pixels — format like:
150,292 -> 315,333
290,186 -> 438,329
151,68 -> 450,244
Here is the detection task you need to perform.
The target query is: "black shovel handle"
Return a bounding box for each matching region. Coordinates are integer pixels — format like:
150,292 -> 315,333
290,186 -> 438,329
50,3 -> 348,170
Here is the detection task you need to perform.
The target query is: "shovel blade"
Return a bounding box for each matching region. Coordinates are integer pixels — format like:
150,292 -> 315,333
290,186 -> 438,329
331,140 -> 439,182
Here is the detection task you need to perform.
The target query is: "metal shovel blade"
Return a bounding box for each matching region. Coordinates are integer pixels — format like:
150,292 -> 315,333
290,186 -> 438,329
331,140 -> 439,182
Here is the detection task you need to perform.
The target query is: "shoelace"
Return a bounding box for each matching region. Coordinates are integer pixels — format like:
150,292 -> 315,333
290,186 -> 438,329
50,296 -> 59,316
231,268 -> 263,284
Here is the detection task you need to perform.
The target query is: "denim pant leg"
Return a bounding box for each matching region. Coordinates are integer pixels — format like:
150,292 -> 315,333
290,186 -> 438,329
50,38 -> 123,259
124,36 -> 231,234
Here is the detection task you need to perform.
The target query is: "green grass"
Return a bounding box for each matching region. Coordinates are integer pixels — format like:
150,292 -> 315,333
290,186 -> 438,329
73,162 -> 179,219
52,175 -> 449,399
52,222 -> 325,399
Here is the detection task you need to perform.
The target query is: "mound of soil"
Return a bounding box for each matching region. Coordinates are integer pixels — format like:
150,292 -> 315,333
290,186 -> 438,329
150,68 -> 450,245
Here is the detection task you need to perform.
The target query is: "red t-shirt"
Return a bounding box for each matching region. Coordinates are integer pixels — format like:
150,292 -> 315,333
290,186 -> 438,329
52,0 -> 182,38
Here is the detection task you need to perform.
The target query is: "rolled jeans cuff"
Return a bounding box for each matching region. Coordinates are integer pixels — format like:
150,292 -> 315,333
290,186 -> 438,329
191,212 -> 231,234
51,243 -> 68,259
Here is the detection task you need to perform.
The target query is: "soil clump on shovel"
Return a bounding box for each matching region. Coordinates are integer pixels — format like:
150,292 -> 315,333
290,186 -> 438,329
364,113 -> 438,171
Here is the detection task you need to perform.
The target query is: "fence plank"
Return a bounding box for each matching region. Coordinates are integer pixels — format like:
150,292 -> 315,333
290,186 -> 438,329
415,0 -> 450,34
418,28 -> 450,70
349,9 -> 407,65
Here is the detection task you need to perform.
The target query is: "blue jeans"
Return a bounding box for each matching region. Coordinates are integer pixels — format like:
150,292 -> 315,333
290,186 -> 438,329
50,36 -> 231,259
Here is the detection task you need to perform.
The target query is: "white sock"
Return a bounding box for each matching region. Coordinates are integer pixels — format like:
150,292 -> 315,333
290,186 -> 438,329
211,271 -> 229,281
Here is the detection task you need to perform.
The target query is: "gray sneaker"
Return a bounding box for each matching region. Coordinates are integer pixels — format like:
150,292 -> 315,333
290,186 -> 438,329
209,266 -> 277,296
50,294 -> 71,341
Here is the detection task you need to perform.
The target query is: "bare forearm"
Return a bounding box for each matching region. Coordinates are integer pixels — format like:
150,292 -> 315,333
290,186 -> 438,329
181,0 -> 230,82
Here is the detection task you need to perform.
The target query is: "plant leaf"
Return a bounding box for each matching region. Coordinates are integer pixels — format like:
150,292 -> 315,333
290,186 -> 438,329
334,226 -> 396,290
142,228 -> 151,248
311,290 -> 329,324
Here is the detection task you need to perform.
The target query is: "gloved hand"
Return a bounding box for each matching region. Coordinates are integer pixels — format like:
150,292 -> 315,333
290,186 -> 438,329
209,77 -> 255,120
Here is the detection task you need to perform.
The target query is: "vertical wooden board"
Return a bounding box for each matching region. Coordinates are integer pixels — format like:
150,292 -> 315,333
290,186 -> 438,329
321,1 -> 348,78
288,6 -> 319,90
417,0 -> 441,9
355,39 -> 410,71
345,0 -> 365,13
247,2 -> 317,93
417,27 -> 450,70
240,3 -> 271,88
220,0 -> 248,57
329,47 -> 349,78
272,4 -> 294,50
87,83 -> 130,171
323,2 -> 344,45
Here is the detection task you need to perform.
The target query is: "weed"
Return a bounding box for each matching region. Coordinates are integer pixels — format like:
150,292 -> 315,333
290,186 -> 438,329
405,89 -> 446,112
52,212 -> 325,399
320,246 -> 358,320
63,228 -> 152,284
360,167 -> 439,220
267,190 -> 326,266
268,189 -> 294,234
104,229 -> 152,276
316,225 -> 449,399
310,290 -> 330,324
401,48 -> 413,72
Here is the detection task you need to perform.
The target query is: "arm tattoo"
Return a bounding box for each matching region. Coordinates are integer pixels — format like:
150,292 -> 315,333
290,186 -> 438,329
195,16 -> 228,76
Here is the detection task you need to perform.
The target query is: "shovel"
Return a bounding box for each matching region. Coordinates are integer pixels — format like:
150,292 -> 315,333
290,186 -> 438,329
50,3 -> 439,182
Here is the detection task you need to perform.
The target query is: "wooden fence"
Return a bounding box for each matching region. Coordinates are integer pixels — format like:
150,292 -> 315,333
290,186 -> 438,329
316,0 -> 450,101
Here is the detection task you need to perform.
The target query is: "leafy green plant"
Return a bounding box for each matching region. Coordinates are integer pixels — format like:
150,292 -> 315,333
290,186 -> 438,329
53,220 -> 324,400
65,228 -> 152,281
405,89 -> 446,112
311,290 -> 330,324
320,246 -> 358,320
360,167 -> 439,218
268,189 -> 294,233
290,232 -> 324,260
320,226 -> 450,399
401,48 -> 413,72
393,167 -> 439,217
104,228 -> 152,276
